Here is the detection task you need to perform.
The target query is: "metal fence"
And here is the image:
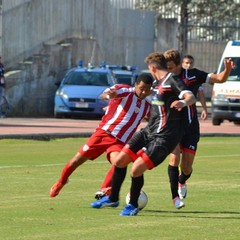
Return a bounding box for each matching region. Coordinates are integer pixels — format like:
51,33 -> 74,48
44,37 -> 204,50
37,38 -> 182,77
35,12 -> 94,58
153,1 -> 240,98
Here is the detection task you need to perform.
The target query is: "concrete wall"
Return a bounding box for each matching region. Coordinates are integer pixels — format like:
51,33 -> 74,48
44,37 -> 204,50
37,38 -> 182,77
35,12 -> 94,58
2,0 -> 154,70
1,0 -> 155,116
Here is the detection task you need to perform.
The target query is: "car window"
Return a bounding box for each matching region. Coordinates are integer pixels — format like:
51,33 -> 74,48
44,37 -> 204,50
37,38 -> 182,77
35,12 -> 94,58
64,72 -> 111,86
220,57 -> 240,81
115,75 -> 133,86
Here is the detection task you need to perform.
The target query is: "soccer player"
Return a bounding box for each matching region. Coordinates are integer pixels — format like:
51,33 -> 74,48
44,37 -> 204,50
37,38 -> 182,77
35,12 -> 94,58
93,54 -> 208,201
182,54 -> 194,69
0,56 -> 6,118
164,49 -> 235,206
182,55 -> 208,120
49,73 -> 153,198
91,52 -> 196,215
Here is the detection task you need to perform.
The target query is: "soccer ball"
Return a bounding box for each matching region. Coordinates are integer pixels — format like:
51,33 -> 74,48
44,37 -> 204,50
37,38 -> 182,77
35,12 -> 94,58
125,190 -> 148,210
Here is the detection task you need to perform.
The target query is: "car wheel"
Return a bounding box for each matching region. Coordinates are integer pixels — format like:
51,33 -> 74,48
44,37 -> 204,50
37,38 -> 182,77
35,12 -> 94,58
212,118 -> 221,126
233,120 -> 240,125
54,112 -> 63,118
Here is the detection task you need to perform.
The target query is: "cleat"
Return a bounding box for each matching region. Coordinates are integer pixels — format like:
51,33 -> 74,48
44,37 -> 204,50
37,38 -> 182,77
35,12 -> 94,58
91,196 -> 119,208
178,182 -> 187,199
120,204 -> 139,216
173,196 -> 185,209
50,181 -> 65,198
94,187 -> 112,200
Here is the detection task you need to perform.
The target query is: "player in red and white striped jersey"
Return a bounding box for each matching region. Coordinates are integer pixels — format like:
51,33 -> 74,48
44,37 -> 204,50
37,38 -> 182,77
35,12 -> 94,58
99,84 -> 151,143
49,73 -> 153,198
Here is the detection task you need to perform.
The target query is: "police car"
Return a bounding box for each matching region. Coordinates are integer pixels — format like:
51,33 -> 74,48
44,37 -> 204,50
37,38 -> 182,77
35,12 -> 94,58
107,65 -> 138,86
54,61 -> 115,118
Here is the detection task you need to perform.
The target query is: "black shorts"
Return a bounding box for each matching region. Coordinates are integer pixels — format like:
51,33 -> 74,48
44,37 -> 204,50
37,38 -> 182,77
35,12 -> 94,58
180,117 -> 200,154
123,127 -> 183,170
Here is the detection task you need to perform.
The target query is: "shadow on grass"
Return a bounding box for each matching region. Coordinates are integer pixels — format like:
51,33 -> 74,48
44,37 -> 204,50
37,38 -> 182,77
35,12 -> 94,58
144,209 -> 240,219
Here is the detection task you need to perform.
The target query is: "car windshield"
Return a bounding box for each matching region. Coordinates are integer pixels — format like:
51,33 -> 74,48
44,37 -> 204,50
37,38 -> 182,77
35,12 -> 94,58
220,57 -> 240,81
64,71 -> 110,86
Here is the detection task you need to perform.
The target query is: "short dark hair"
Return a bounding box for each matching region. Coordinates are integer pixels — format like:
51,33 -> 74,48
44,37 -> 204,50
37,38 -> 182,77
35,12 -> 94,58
182,55 -> 194,61
136,73 -> 153,85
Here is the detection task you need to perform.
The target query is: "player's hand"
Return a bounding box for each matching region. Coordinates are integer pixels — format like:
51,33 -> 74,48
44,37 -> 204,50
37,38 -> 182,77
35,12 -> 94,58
224,58 -> 235,71
101,87 -> 117,100
200,109 -> 208,120
107,87 -> 117,99
170,100 -> 186,111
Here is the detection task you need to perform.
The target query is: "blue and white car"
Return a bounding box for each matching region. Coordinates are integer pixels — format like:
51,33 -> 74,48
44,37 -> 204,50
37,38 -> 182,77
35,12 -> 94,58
107,65 -> 138,86
54,62 -> 115,118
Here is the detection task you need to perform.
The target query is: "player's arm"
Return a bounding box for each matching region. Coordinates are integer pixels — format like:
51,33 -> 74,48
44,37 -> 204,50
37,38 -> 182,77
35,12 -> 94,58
143,109 -> 152,122
170,76 -> 196,111
100,87 -> 117,100
198,87 -> 208,120
171,90 -> 196,111
208,58 -> 235,84
100,84 -> 134,100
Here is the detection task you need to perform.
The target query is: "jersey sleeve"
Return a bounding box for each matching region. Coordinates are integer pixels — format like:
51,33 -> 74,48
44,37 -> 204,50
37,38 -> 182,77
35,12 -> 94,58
171,75 -> 192,98
189,68 -> 209,84
114,84 -> 134,97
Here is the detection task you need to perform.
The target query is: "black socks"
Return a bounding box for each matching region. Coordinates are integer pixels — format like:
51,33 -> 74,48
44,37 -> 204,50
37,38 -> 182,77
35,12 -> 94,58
109,166 -> 127,202
168,165 -> 179,199
129,175 -> 144,208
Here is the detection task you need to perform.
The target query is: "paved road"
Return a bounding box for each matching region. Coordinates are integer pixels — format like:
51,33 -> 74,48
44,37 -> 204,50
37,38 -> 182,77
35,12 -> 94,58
0,118 -> 239,139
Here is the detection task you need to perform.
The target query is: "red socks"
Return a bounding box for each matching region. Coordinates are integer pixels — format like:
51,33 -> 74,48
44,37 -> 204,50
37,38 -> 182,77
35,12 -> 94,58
100,165 -> 115,189
59,160 -> 77,185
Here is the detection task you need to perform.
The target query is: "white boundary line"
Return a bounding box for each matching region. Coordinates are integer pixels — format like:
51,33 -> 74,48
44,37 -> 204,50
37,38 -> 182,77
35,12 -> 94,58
0,161 -> 106,169
0,154 -> 239,169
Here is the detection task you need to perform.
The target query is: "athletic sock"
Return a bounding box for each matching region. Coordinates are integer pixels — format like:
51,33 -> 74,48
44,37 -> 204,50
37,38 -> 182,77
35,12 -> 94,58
100,165 -> 115,189
129,175 -> 144,208
59,160 -> 77,185
168,165 -> 179,199
179,171 -> 192,184
109,166 -> 127,202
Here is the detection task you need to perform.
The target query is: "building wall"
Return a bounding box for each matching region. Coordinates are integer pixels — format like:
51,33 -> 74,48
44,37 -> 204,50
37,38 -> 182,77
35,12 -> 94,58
1,0 -> 155,116
2,0 -> 154,70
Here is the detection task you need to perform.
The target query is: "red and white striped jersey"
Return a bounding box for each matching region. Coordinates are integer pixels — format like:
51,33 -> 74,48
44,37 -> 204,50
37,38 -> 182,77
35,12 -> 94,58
97,84 -> 151,143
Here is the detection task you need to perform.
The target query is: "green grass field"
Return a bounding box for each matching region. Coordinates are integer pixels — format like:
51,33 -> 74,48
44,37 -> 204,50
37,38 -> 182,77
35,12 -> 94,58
0,137 -> 239,240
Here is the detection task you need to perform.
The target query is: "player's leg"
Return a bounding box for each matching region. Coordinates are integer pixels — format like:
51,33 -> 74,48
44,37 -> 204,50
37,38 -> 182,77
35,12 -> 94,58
91,131 -> 145,208
168,145 -> 185,208
94,165 -> 114,199
178,150 -> 195,199
94,141 -> 126,199
100,165 -> 114,189
178,123 -> 199,199
50,152 -> 88,197
108,130 -> 147,203
91,151 -> 131,208
0,86 -> 4,117
50,130 -> 109,198
120,157 -> 147,216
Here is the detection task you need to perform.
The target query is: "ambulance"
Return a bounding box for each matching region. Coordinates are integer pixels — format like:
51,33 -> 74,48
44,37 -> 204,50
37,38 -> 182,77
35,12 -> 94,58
211,40 -> 240,125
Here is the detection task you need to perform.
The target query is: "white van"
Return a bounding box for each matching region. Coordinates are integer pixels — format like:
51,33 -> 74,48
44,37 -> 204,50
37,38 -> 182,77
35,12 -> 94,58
211,40 -> 240,125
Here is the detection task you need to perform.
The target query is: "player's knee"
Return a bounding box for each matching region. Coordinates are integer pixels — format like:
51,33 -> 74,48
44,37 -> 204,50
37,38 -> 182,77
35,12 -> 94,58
182,166 -> 192,176
114,154 -> 131,168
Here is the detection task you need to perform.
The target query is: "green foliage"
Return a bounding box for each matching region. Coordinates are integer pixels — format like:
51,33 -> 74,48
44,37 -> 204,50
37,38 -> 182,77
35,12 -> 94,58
135,0 -> 240,42
0,137 -> 239,240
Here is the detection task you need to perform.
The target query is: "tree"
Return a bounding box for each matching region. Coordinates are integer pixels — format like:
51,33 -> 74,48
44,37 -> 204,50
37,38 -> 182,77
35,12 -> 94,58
135,0 -> 240,55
